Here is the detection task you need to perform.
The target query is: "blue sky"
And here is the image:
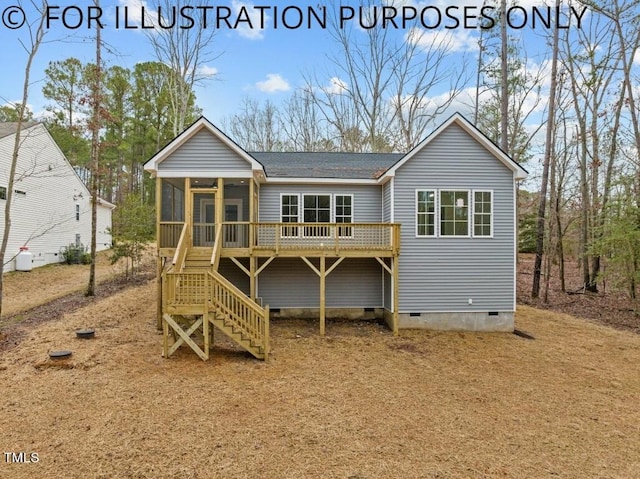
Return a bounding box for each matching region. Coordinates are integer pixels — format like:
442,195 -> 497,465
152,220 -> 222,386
0,0 -> 579,127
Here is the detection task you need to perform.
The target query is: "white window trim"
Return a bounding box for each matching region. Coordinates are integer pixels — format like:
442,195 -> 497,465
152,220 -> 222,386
472,189 -> 494,238
439,189 -> 471,238
279,193 -> 300,238
415,189 -> 437,238
334,193 -> 354,239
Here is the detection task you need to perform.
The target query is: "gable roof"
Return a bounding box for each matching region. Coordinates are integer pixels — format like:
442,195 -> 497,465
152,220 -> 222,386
143,116 -> 265,175
251,152 -> 402,180
380,113 -> 528,181
0,122 -> 39,139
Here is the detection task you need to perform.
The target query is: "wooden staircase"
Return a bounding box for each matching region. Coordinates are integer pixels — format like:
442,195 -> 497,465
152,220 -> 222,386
161,224 -> 269,361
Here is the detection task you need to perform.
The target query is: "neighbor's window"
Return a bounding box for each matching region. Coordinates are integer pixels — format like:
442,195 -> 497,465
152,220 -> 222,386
281,194 -> 299,237
473,191 -> 493,237
303,194 -> 331,237
334,194 -> 353,237
440,190 -> 469,236
416,190 -> 436,237
0,186 -> 6,200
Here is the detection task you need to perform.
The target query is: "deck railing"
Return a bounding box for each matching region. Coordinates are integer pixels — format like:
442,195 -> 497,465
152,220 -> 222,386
208,270 -> 269,356
253,223 -> 399,253
160,222 -> 400,255
162,269 -> 269,357
159,221 -> 185,248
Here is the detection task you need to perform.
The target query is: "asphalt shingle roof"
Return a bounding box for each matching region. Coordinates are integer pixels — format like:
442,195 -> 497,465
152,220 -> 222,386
250,151 -> 404,180
0,122 -> 39,139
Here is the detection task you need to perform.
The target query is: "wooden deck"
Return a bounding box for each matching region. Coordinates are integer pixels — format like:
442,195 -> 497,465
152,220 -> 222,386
159,222 -> 400,258
157,221 -> 400,360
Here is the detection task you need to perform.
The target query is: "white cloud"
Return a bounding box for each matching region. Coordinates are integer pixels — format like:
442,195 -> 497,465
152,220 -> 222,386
198,65 -> 219,77
232,0 -> 268,40
255,74 -> 290,93
118,0 -> 148,25
406,27 -> 479,54
325,77 -> 348,95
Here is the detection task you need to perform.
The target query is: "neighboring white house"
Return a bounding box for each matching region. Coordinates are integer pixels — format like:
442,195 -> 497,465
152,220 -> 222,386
0,122 -> 114,272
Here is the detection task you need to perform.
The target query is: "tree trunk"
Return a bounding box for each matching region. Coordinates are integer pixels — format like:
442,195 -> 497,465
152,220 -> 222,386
86,0 -> 102,297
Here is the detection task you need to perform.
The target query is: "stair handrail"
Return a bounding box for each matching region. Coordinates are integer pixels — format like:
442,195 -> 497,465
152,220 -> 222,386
210,223 -> 223,270
172,223 -> 190,272
207,270 -> 269,358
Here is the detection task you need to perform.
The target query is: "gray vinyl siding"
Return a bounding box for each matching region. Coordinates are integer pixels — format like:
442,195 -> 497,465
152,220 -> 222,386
159,129 -> 251,173
259,184 -> 382,222
218,258 -> 250,296
382,181 -> 391,223
383,269 -> 392,310
258,258 -> 383,308
394,123 -> 515,313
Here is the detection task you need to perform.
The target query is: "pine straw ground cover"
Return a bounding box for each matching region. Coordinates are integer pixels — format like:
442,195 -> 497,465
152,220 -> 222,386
1,280 -> 639,478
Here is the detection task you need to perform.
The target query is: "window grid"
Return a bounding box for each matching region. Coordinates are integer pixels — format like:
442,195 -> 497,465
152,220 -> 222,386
440,190 -> 469,237
474,191 -> 492,237
280,194 -> 299,237
416,190 -> 436,237
303,195 -> 331,237
335,195 -> 353,238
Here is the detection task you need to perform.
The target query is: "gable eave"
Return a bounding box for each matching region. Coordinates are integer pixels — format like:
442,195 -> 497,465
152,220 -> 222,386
378,113 -> 528,183
143,116 -> 265,176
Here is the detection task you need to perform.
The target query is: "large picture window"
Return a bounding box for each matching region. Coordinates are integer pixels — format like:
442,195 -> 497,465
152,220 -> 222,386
303,194 -> 331,237
416,190 -> 436,237
281,194 -> 299,237
473,191 -> 493,237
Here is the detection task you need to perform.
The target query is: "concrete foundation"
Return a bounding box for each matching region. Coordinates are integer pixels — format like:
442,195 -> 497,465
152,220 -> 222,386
395,311 -> 515,332
269,308 -> 384,321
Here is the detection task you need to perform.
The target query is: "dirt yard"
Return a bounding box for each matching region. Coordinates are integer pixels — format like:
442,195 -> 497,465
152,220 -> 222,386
1,275 -> 639,478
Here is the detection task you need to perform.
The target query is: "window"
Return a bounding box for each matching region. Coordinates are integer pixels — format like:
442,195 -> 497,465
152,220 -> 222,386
473,191 -> 492,237
303,194 -> 331,237
0,187 -> 6,200
416,190 -> 436,237
75,204 -> 80,221
281,194 -> 299,237
440,190 -> 469,237
335,195 -> 353,237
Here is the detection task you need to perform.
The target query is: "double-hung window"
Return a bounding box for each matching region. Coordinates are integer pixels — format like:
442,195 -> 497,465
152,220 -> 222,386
416,190 -> 436,237
473,191 -> 492,237
281,194 -> 299,237
334,194 -> 353,237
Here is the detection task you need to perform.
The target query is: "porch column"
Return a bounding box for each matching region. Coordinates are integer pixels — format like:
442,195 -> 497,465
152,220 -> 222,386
185,177 -> 192,246
156,176 -> 163,329
216,178 -> 224,226
393,256 -> 399,336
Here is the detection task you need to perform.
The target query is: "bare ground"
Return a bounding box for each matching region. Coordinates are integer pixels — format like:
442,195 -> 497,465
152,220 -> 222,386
1,276 -> 639,478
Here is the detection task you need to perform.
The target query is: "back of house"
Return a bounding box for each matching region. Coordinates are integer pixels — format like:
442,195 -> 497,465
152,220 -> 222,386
147,112 -> 526,338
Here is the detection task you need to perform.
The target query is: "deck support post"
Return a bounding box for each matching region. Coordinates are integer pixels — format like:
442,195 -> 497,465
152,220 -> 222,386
320,256 -> 326,336
392,256 -> 399,336
250,256 -> 256,301
156,257 -> 163,330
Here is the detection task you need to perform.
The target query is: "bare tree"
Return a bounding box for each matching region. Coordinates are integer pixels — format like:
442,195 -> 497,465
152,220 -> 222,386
145,0 -> 220,136
308,0 -> 463,152
223,98 -> 284,151
86,0 -> 103,297
532,0 -> 562,299
0,0 -> 48,318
